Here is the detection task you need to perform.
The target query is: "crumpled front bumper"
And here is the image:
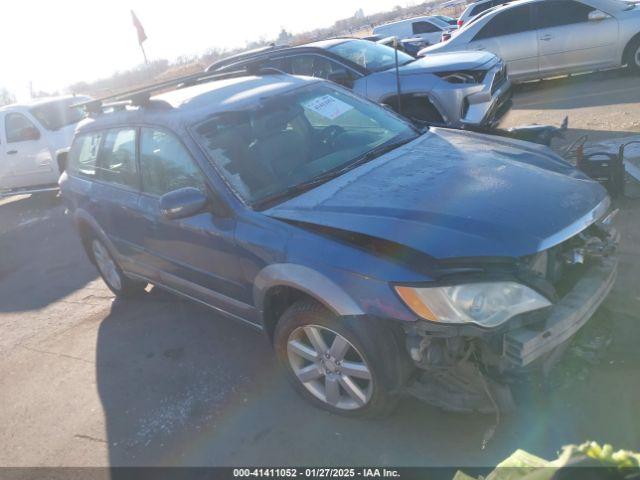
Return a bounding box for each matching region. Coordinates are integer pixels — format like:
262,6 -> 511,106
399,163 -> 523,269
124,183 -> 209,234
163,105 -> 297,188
503,256 -> 618,369
460,62 -> 513,127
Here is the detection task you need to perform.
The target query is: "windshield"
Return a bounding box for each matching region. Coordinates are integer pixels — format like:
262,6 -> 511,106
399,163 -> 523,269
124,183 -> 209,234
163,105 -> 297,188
328,39 -> 414,72
192,83 -> 418,207
30,98 -> 87,131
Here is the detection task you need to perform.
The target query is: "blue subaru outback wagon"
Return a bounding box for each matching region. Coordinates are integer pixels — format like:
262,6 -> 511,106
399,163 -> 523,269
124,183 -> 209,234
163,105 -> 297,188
60,73 -> 618,416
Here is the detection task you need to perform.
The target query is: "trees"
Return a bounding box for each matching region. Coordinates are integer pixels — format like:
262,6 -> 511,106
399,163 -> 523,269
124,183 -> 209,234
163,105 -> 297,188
0,88 -> 16,107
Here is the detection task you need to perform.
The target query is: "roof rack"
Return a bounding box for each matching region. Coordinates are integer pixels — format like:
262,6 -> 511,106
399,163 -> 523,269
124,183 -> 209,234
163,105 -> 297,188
72,68 -> 263,115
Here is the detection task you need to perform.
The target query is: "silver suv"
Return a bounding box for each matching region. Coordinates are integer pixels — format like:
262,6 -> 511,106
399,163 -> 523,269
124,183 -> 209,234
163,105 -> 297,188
206,38 -> 512,128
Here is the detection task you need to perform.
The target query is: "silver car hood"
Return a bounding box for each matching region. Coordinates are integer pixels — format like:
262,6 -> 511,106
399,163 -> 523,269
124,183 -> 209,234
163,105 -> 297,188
399,51 -> 497,74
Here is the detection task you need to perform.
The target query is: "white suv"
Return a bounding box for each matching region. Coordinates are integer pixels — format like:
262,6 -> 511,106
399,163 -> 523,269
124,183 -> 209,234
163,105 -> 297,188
0,96 -> 89,196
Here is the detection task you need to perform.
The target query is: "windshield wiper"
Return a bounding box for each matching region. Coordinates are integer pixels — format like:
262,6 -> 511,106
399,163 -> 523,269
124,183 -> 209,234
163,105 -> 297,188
253,134 -> 419,209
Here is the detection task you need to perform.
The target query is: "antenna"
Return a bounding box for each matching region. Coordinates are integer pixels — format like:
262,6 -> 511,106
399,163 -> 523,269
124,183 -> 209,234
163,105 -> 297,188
393,37 -> 403,115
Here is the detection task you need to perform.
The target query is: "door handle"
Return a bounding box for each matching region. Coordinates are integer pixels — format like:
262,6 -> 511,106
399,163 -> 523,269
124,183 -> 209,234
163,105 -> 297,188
7,150 -> 17,155
540,34 -> 553,41
475,45 -> 486,50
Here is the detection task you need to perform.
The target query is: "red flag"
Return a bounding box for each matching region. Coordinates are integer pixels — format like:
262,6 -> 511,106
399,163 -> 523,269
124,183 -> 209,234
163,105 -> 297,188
131,10 -> 147,44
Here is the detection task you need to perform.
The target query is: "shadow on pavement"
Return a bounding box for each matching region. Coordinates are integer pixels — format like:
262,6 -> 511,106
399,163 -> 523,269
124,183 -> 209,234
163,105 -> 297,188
95,287 -> 498,468
0,194 -> 98,312
513,69 -> 640,111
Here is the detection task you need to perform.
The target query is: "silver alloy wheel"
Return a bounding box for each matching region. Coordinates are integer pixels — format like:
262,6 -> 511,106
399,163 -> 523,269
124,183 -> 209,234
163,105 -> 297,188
635,45 -> 640,67
287,325 -> 373,410
92,239 -> 122,291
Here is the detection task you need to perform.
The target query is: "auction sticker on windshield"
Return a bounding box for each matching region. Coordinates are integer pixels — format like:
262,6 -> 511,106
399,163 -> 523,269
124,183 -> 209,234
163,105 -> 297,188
303,95 -> 353,120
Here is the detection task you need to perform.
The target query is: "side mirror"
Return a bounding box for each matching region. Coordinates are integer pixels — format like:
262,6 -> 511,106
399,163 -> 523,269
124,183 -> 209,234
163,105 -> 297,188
327,70 -> 353,88
21,126 -> 40,141
588,10 -> 609,21
159,187 -> 208,220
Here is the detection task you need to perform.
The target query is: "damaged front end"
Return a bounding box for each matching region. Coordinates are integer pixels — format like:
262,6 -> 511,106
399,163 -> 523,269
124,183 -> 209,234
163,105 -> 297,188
401,214 -> 619,414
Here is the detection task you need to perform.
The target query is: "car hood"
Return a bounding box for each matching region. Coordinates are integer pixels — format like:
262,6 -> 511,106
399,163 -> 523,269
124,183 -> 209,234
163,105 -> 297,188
396,50 -> 497,75
265,128 -> 608,260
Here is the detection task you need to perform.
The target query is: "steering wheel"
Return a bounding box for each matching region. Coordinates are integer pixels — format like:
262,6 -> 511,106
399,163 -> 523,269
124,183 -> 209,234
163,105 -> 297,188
318,125 -> 345,148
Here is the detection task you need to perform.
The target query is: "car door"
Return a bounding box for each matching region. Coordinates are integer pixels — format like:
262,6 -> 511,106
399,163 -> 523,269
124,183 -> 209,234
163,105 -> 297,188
534,0 -> 619,76
136,127 -> 251,315
411,20 -> 443,45
467,4 -> 539,80
1,112 -> 55,189
92,127 -> 146,272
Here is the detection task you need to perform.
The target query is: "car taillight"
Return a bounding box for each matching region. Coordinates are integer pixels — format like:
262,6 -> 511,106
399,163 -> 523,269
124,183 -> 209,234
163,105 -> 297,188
457,19 -> 464,27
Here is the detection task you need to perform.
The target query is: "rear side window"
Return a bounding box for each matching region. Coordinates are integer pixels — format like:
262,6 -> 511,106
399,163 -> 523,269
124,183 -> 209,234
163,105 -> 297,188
535,0 -> 595,28
139,128 -> 206,196
97,129 -> 138,189
412,21 -> 440,34
473,5 -> 532,39
68,132 -> 103,177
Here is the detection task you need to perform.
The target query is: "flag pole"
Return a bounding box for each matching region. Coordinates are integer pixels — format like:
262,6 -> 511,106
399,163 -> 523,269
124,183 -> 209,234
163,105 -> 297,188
140,42 -> 149,65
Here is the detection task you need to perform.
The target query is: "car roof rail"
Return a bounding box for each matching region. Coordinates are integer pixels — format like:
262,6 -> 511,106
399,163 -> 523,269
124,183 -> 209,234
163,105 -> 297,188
73,68 -> 282,115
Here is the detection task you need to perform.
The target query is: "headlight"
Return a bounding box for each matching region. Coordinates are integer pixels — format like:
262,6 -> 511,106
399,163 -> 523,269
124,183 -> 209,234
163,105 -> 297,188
395,282 -> 551,328
436,70 -> 487,84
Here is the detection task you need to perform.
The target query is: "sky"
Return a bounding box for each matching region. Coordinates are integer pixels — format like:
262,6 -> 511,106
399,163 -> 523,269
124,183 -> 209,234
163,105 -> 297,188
2,0 -> 412,100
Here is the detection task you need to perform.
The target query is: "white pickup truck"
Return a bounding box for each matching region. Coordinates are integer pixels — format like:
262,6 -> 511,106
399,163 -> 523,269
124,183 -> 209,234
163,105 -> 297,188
0,96 -> 89,197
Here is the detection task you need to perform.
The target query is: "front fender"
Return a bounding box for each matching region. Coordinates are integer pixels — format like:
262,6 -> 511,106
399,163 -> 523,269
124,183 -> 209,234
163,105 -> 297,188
253,263 -> 365,316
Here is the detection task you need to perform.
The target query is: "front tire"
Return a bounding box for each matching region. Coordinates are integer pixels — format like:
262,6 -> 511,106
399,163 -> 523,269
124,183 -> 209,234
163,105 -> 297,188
625,37 -> 640,73
274,300 -> 410,418
90,237 -> 146,298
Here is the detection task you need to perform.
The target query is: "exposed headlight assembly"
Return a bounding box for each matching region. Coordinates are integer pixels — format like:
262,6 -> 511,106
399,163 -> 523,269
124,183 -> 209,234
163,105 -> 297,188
395,282 -> 551,328
436,70 -> 487,84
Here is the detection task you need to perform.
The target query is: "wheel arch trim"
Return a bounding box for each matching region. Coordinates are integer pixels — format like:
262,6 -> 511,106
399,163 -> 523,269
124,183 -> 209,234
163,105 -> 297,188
253,264 -> 365,317
73,209 -> 119,261
622,31 -> 640,66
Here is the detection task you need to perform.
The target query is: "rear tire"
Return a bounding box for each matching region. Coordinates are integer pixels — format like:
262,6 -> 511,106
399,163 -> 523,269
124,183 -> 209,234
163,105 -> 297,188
625,37 -> 640,73
273,300 -> 411,418
89,236 -> 146,298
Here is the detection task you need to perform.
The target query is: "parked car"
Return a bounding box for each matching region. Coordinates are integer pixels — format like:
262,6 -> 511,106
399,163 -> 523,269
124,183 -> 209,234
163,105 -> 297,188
420,0 -> 640,81
373,15 -> 456,46
205,38 -> 512,127
457,0 -> 516,27
61,72 -> 618,416
0,96 -> 89,196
